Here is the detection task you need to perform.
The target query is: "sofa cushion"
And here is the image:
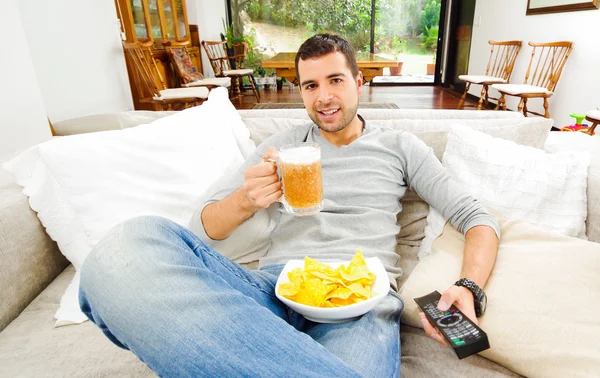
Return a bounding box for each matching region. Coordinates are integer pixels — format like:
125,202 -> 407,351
3,88 -> 252,327
400,214 -> 600,378
0,167 -> 68,332
542,131 -> 600,243
0,264 -> 516,378
400,325 -> 521,378
241,115 -> 552,160
420,125 -> 591,258
52,111 -> 177,136
0,265 -> 154,377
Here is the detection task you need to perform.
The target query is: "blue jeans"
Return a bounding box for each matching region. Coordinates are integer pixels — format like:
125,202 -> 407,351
79,216 -> 403,378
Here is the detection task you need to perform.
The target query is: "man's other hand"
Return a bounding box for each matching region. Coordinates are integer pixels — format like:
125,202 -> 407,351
241,147 -> 282,212
419,285 -> 477,347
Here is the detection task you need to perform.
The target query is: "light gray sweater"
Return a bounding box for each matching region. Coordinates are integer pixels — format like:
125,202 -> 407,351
191,120 -> 500,284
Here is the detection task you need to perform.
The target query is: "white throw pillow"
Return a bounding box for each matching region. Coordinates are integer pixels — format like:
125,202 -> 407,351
419,124 -> 591,258
400,215 -> 600,378
3,88 -> 255,326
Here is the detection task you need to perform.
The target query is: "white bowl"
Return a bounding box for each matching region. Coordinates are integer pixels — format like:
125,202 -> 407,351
275,257 -> 390,323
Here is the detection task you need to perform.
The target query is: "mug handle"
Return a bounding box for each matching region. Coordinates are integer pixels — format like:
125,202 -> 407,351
260,156 -> 284,204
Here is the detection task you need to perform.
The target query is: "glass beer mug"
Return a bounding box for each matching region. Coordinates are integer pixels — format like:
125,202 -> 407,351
271,142 -> 324,216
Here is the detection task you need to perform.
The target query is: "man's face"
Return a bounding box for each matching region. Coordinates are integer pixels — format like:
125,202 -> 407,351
297,52 -> 363,134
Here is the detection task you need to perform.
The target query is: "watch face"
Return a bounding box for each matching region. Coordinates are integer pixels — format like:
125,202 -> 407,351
480,293 -> 487,314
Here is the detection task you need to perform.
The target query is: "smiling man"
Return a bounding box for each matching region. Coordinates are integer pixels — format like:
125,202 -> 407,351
79,34 -> 499,377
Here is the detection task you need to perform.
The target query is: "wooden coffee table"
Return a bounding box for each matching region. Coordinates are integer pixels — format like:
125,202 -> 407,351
262,52 -> 399,85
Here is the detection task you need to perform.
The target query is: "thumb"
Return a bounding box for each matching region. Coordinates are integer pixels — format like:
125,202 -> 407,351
437,289 -> 458,312
263,147 -> 278,162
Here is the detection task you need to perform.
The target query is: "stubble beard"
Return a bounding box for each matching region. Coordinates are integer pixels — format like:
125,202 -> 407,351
309,99 -> 360,134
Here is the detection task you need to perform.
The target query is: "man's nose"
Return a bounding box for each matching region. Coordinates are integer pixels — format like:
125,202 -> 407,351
317,85 -> 333,103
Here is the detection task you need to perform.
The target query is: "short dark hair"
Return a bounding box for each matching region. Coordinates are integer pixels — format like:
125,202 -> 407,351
295,34 -> 360,82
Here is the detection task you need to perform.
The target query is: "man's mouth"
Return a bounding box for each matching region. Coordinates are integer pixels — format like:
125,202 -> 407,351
318,108 -> 339,116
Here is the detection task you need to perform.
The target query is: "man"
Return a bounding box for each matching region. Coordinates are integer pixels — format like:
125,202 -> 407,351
79,34 -> 499,377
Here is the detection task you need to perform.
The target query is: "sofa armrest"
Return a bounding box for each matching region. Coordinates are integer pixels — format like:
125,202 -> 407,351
0,168 -> 68,331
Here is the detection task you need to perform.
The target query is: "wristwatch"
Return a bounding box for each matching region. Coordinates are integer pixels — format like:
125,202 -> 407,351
454,278 -> 487,317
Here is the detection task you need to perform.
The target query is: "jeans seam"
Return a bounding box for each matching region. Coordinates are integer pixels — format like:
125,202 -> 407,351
388,289 -> 405,308
192,243 -> 278,298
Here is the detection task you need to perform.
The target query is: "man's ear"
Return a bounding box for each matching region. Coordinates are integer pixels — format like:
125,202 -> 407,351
357,71 -> 364,95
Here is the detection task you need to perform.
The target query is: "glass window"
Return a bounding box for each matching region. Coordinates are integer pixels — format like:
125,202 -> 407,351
131,0 -> 148,39
175,0 -> 187,39
163,2 -> 176,39
148,0 -> 162,39
234,0 -> 441,83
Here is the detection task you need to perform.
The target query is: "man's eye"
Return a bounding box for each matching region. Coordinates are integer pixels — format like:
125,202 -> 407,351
305,84 -> 316,90
332,78 -> 342,83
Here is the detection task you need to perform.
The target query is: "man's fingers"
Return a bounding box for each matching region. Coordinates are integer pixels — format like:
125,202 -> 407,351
247,181 -> 282,208
263,188 -> 283,203
248,162 -> 278,178
244,175 -> 279,191
263,147 -> 278,161
431,333 -> 448,346
438,289 -> 458,312
420,312 -> 448,347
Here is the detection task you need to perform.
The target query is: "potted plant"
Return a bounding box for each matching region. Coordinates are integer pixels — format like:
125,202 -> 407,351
276,77 -> 286,91
222,19 -> 246,69
389,37 -> 407,76
427,56 -> 436,76
421,26 -> 438,76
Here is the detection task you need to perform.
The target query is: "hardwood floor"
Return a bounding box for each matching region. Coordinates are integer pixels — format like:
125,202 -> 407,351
232,84 -> 480,110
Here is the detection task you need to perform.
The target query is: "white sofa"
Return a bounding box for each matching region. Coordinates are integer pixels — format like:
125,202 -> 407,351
0,107 -> 597,377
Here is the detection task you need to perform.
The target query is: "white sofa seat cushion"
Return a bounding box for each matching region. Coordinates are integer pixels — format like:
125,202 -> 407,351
184,77 -> 231,88
458,75 -> 507,84
154,87 -> 209,101
586,109 -> 600,121
223,68 -> 253,76
491,83 -> 553,96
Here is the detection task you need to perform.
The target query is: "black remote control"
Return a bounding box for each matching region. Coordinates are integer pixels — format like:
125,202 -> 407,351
414,291 -> 490,359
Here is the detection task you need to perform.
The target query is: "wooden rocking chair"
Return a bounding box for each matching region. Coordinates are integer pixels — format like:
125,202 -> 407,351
122,40 -> 208,110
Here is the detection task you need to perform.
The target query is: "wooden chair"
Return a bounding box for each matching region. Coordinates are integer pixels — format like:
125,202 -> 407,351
491,41 -> 573,118
586,109 -> 600,136
122,41 -> 208,110
457,40 -> 522,110
201,40 -> 260,103
163,41 -> 231,90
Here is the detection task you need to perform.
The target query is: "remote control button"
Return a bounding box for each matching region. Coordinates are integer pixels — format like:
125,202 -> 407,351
437,313 -> 463,328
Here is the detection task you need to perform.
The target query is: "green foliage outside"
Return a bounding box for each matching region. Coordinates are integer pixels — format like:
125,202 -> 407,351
228,0 -> 441,75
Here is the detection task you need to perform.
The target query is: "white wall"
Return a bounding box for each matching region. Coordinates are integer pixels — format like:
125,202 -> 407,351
186,0 -> 228,77
469,1 -> 600,128
0,0 -> 51,160
17,0 -> 133,123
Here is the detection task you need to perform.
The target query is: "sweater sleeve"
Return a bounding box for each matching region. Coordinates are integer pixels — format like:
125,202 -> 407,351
189,127 -> 309,262
401,132 -> 501,239
189,137 -> 279,263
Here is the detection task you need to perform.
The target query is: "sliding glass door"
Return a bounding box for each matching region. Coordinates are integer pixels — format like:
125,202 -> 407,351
227,0 -> 442,84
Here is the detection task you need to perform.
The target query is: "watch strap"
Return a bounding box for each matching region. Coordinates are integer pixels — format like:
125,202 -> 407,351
455,278 -> 485,317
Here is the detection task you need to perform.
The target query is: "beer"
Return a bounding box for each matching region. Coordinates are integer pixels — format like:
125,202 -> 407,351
278,143 -> 324,215
281,161 -> 323,208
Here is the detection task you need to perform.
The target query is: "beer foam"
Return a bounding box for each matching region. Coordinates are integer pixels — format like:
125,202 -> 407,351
279,146 -> 320,164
